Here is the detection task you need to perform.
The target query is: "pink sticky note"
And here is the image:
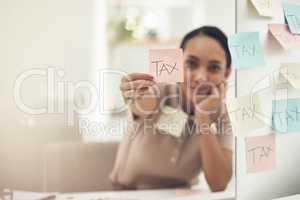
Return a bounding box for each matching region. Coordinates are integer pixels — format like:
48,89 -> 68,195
149,48 -> 184,83
245,134 -> 276,173
269,24 -> 300,50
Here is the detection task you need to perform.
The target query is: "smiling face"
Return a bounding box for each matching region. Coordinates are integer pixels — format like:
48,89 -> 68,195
181,35 -> 231,108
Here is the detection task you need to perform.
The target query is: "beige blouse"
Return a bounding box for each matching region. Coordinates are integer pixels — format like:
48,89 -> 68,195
109,83 -> 233,190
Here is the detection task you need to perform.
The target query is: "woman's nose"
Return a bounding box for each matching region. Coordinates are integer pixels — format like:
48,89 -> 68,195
193,68 -> 208,83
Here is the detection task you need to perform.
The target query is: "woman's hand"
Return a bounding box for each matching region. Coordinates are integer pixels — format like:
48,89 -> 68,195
120,73 -> 154,103
194,82 -> 232,192
120,73 -> 159,117
192,81 -> 226,126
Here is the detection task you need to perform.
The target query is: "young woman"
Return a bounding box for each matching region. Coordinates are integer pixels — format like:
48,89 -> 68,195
110,26 -> 233,192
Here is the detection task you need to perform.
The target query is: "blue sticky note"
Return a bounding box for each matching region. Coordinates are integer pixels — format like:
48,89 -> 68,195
272,99 -> 300,133
283,3 -> 300,34
228,32 -> 265,69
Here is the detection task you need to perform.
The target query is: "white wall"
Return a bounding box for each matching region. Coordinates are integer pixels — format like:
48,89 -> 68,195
236,0 -> 300,199
202,0 -> 236,35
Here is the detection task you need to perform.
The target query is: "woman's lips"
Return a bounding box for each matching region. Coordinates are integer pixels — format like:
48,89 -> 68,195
191,84 -> 213,95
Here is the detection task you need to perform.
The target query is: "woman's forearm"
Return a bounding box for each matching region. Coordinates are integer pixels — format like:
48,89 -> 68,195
199,133 -> 232,192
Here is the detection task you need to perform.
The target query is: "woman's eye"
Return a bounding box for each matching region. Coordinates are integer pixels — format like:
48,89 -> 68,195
185,60 -> 198,70
208,64 -> 221,73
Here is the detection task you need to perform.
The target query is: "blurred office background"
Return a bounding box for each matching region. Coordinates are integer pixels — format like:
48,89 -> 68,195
0,0 -> 235,192
0,0 -> 235,143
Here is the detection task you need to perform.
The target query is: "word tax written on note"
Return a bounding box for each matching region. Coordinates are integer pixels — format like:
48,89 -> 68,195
246,134 -> 276,173
227,95 -> 265,136
149,48 -> 184,83
280,63 -> 300,89
272,98 -> 300,133
228,32 -> 265,69
283,2 -> 300,34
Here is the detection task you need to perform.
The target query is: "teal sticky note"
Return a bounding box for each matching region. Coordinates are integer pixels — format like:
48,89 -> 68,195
272,99 -> 300,133
228,32 -> 265,69
283,3 -> 300,34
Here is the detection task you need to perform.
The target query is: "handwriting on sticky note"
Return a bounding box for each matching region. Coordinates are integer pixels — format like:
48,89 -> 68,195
233,44 -> 257,57
272,99 -> 300,133
149,49 -> 183,83
246,134 -> 276,173
251,0 -> 275,17
269,24 -> 300,50
228,32 -> 265,69
227,96 -> 265,135
283,3 -> 300,34
280,63 -> 300,89
227,95 -> 265,136
152,60 -> 178,76
231,103 -> 257,121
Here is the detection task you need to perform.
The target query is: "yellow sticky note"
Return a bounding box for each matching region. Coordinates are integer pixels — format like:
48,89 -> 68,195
250,0 -> 276,17
280,63 -> 300,90
227,95 -> 265,136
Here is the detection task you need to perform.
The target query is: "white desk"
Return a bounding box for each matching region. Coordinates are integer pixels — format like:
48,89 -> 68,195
10,189 -> 300,200
273,194 -> 300,200
12,189 -> 235,200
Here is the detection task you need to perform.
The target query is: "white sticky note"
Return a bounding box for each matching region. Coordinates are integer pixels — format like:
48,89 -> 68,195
156,106 -> 188,138
250,0 -> 276,17
227,95 -> 265,136
280,63 -> 300,90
